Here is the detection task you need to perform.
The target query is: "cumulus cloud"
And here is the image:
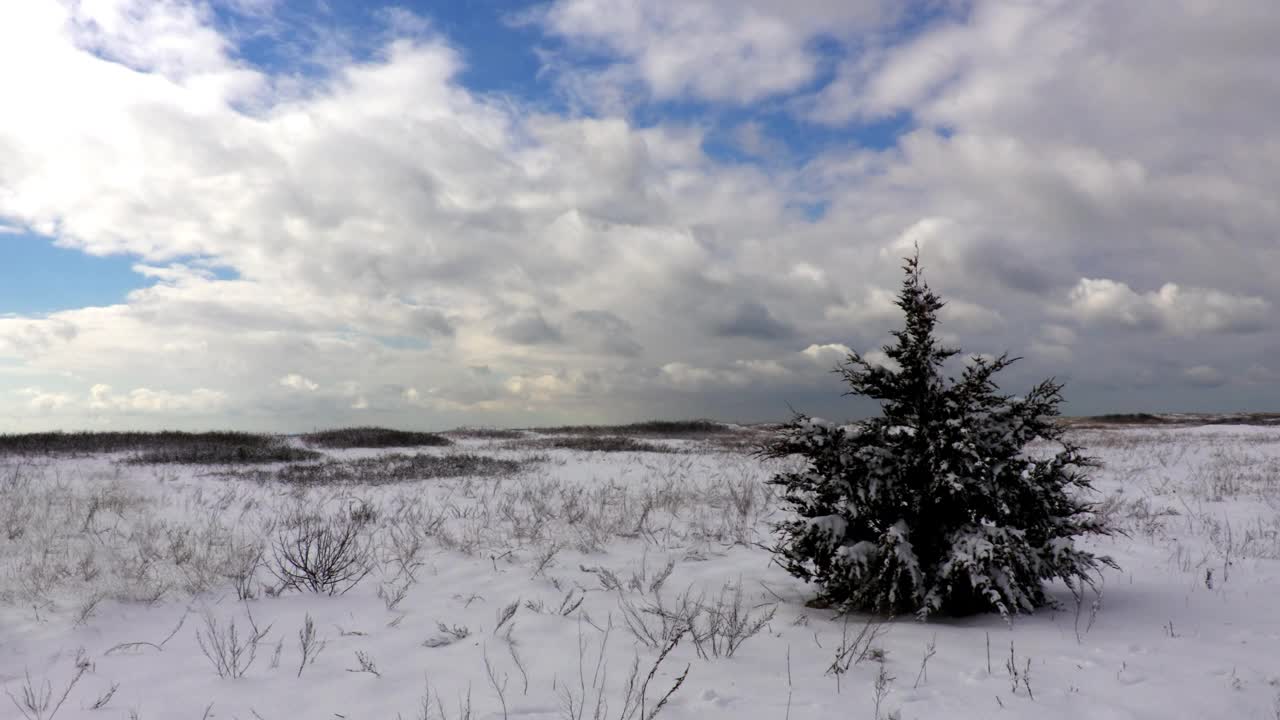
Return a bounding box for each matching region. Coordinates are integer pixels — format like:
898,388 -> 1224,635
18,388 -> 74,412
1063,279 -> 1270,335
823,288 -> 901,328
279,374 -> 319,392
660,362 -> 747,390
734,359 -> 790,378
801,343 -> 853,366
88,384 -> 228,413
536,0 -> 895,105
0,318 -> 79,358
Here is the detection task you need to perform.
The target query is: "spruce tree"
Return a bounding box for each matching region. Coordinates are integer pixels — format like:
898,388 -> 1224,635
764,252 -> 1115,618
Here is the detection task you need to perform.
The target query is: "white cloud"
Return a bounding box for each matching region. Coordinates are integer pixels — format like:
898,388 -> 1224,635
660,362 -> 748,390
504,373 -> 571,402
824,287 -> 901,328
801,343 -> 853,366
1064,279 -> 1270,335
734,359 -> 790,377
536,1 -> 895,105
882,217 -> 954,258
88,384 -> 227,413
279,374 -> 319,392
17,388 -> 74,412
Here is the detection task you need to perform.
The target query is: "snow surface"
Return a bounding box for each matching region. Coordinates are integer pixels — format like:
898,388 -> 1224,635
2,427 -> 1279,719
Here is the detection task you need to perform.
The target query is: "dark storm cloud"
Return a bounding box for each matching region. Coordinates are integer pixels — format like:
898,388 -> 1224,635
713,302 -> 795,340
496,310 -> 565,346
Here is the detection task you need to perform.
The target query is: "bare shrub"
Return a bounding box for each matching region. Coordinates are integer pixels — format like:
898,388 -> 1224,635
494,599 -> 520,635
686,582 -> 776,659
424,623 -> 472,648
379,579 -> 411,611
89,682 -> 119,710
381,502 -> 443,582
270,515 -> 371,595
4,662 -> 86,720
296,613 -> 327,677
583,558 -> 675,595
224,537 -> 266,601
618,587 -> 700,650
1005,641 -> 1034,699
347,650 -> 381,677
401,676 -> 474,720
827,614 -> 892,692
195,608 -> 272,679
555,619 -> 690,720
483,647 -> 509,719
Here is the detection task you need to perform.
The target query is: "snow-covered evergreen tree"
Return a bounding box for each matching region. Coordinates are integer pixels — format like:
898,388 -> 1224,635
764,252 -> 1115,618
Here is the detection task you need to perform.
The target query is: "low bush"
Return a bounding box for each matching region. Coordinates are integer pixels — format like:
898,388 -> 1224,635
0,431 -> 297,458
530,420 -> 730,437
246,452 -> 529,486
299,427 -> 452,449
1081,413 -> 1173,425
129,441 -> 320,465
444,427 -> 528,440
522,436 -> 679,453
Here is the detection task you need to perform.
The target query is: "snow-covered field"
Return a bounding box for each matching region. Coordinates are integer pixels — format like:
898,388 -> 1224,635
2,425 -> 1279,719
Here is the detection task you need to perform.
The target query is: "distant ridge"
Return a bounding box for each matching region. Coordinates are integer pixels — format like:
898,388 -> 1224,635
1065,412 -> 1280,427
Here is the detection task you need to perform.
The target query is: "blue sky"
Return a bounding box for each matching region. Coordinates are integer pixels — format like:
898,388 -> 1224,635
1,230 -> 143,313
1,0 -> 1278,430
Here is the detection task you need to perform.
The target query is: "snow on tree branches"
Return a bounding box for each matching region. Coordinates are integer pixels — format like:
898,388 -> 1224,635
762,252 -> 1116,619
